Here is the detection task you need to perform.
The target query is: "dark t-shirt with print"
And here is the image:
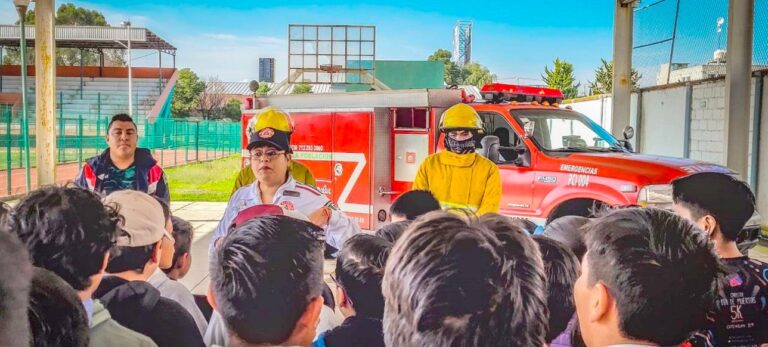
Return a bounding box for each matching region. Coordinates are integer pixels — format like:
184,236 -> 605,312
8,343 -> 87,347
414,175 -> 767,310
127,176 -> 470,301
101,164 -> 136,195
707,256 -> 768,347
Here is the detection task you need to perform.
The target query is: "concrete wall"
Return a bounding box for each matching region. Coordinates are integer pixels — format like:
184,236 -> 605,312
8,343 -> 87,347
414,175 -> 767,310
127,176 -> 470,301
639,87 -> 687,158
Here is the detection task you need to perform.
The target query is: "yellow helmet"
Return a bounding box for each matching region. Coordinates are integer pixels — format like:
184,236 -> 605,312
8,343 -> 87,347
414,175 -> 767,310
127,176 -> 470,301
438,104 -> 484,132
249,106 -> 295,134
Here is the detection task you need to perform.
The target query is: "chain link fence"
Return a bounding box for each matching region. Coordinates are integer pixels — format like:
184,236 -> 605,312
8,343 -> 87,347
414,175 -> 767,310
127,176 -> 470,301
0,104 -> 241,197
633,0 -> 768,88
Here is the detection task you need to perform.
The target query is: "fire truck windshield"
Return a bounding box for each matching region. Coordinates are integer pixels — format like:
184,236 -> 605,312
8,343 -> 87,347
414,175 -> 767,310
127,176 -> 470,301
511,109 -> 623,153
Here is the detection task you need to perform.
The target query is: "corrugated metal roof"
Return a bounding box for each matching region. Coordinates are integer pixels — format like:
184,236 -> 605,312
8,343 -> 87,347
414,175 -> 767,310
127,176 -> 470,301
208,82 -> 336,95
0,25 -> 175,51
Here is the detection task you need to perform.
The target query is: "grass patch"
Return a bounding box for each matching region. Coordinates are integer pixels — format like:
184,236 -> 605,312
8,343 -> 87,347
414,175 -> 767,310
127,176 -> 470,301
165,155 -> 241,202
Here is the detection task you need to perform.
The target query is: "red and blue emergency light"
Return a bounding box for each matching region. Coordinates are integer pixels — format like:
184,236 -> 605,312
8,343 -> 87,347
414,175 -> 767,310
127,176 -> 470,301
480,83 -> 564,104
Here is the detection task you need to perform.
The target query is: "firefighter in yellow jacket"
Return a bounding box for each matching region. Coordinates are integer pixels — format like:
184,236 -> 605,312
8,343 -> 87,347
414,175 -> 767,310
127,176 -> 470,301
411,103 -> 501,215
232,107 -> 316,195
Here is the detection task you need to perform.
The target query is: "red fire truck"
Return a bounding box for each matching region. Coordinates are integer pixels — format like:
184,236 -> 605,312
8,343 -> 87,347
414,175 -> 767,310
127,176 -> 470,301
242,84 -> 761,251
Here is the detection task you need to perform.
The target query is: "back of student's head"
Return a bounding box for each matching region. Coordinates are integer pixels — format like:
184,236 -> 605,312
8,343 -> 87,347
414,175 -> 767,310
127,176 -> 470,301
7,186 -> 120,291
508,217 -> 538,235
104,190 -> 168,274
583,208 -> 722,345
28,267 -> 89,347
374,220 -> 411,244
335,234 -> 391,319
383,211 -> 545,347
543,215 -> 590,260
211,215 -> 325,345
672,172 -> 755,241
532,235 -> 580,343
390,190 -> 441,221
0,231 -> 32,347
477,214 -> 549,346
0,202 -> 10,226
165,216 -> 193,274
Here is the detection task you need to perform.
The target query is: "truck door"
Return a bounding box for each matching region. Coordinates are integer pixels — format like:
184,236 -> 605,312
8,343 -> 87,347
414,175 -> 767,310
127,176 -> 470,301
391,107 -> 431,197
332,112 -> 373,230
478,111 -> 535,216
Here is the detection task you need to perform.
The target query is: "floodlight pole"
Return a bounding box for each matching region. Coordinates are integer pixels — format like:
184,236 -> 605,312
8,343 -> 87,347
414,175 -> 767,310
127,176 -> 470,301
122,21 -> 133,117
15,0 -> 31,192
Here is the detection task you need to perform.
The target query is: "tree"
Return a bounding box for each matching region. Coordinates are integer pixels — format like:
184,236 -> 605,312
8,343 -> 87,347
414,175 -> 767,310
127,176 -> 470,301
2,3 -> 125,66
587,59 -> 642,95
428,49 -> 463,86
172,68 -> 206,118
464,63 -> 495,88
292,83 -> 313,94
222,99 -> 243,121
427,49 -> 496,87
197,76 -> 226,120
542,58 -> 581,99
256,83 -> 271,96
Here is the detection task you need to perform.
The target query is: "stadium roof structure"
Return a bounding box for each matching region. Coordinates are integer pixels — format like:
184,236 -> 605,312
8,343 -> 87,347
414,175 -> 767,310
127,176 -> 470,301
0,25 -> 176,53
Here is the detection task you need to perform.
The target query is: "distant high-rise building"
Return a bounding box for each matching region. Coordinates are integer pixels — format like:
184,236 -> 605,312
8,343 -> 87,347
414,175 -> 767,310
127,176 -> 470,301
259,58 -> 275,83
453,21 -> 472,66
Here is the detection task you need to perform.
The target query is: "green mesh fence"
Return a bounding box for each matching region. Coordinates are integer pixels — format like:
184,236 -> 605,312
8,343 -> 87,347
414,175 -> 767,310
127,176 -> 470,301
0,105 -> 241,173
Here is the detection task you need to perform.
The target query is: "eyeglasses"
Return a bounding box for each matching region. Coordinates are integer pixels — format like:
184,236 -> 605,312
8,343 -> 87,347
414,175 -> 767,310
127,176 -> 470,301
250,150 -> 286,161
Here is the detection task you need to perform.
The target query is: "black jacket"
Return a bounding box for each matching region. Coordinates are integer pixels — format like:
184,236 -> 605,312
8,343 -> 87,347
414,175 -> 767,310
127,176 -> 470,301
95,276 -> 204,347
315,316 -> 384,347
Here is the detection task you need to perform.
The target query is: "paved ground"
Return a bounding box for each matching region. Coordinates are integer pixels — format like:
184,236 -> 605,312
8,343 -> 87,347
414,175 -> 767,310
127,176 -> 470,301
0,150 -> 232,199
174,201 -> 768,296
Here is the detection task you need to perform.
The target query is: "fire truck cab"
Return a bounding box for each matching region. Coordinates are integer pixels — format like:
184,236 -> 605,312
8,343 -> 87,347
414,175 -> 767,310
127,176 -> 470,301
242,83 -> 761,251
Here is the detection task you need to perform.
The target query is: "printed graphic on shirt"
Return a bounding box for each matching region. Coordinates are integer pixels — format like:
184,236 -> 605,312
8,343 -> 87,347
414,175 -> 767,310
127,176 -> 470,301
102,164 -> 136,195
708,257 -> 768,347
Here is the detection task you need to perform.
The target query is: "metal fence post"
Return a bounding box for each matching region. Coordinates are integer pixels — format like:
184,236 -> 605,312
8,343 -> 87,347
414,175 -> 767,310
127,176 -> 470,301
195,121 -> 200,162
97,92 -> 101,118
58,114 -> 64,163
184,122 -> 189,163
6,111 -> 12,195
78,115 -> 83,169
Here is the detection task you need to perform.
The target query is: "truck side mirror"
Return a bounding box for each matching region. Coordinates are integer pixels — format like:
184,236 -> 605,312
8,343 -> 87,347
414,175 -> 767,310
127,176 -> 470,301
480,135 -> 500,163
622,126 -> 635,140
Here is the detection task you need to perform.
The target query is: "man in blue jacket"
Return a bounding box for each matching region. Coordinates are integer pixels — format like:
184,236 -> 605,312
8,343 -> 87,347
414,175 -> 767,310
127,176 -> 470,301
75,113 -> 169,202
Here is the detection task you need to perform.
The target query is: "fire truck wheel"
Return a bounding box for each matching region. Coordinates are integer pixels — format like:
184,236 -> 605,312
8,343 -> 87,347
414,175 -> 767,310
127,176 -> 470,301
546,198 -> 607,225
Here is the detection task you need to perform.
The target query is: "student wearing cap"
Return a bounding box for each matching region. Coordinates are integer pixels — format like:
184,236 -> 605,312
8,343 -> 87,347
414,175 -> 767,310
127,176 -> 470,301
211,111 -> 361,255
95,190 -> 204,347
232,107 -> 316,194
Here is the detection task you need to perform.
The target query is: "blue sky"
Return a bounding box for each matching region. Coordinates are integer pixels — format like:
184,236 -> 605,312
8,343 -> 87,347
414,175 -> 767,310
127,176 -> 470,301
1,0 -> 617,89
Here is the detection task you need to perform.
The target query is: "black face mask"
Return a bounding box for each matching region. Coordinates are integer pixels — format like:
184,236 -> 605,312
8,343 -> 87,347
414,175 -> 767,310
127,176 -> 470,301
444,135 -> 476,154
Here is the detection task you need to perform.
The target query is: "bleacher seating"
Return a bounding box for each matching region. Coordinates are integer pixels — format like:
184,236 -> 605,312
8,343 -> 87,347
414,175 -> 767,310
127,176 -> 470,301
0,75 -> 165,118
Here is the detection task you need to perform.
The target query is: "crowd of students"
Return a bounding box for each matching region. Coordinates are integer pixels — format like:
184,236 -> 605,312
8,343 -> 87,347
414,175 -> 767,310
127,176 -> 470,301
0,115 -> 766,346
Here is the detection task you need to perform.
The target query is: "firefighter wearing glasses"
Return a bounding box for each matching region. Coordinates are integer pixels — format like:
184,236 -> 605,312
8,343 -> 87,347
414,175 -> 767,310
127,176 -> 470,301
231,107 -> 316,195
212,107 -> 359,255
411,103 -> 501,215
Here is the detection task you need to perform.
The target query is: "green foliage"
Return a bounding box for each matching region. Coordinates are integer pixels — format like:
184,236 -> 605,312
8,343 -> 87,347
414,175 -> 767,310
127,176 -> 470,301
292,83 -> 313,94
542,58 -> 581,99
428,49 -> 495,87
256,83 -> 271,96
165,155 -> 241,202
222,99 -> 243,121
588,59 -> 642,95
172,68 -> 206,118
2,3 -> 124,66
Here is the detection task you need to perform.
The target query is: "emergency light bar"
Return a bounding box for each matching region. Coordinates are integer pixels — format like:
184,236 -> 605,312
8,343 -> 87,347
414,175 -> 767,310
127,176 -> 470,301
480,83 -> 564,104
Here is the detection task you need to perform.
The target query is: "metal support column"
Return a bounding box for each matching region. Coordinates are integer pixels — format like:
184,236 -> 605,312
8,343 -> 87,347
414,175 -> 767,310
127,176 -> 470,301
750,75 -> 763,189
0,45 -> 4,92
35,0 -> 57,186
16,3 -> 32,192
80,48 -> 84,99
158,50 -> 163,91
611,0 -> 637,138
724,0 -> 754,177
